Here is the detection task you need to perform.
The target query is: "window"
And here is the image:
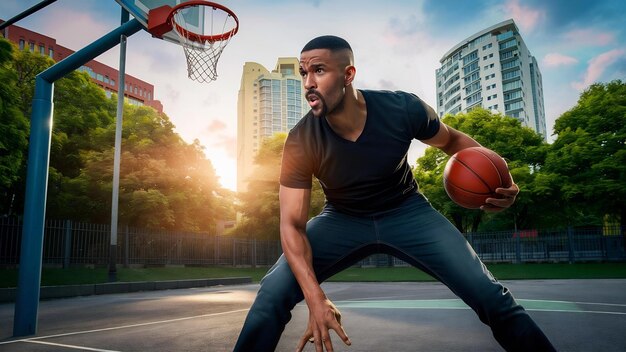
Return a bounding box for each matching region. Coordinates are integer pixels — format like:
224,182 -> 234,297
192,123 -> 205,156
466,92 -> 482,105
503,90 -> 522,101
48,47 -> 54,58
497,30 -> 514,41
39,44 -> 45,55
462,50 -> 478,65
19,39 -> 25,50
499,39 -> 517,50
110,79 -> 115,86
96,74 -> 103,81
104,76 -> 110,84
505,101 -> 523,111
503,80 -> 522,91
464,81 -> 481,95
463,61 -> 479,75
29,42 -> 35,52
502,69 -> 520,80
501,59 -> 519,70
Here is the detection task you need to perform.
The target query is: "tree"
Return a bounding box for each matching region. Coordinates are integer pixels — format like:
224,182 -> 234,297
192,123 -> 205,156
545,80 -> 626,227
233,132 -> 326,240
0,39 -> 29,215
63,105 -> 226,231
234,133 -> 284,240
414,108 -> 552,232
1,40 -> 231,231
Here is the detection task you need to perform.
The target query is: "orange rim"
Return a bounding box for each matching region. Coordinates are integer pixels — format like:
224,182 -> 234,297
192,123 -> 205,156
168,0 -> 239,43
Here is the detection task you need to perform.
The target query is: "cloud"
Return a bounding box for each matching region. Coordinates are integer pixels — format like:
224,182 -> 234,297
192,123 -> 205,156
542,53 -> 578,67
39,8 -> 112,49
572,48 -> 626,91
563,29 -> 615,47
206,120 -> 227,133
210,135 -> 236,159
504,0 -> 545,33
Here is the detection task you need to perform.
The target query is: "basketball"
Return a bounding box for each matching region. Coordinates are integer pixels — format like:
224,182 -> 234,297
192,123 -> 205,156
443,147 -> 512,209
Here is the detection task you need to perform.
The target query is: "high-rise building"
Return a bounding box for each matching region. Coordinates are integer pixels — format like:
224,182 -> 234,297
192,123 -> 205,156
436,19 -> 546,139
1,20 -> 163,113
237,58 -> 308,192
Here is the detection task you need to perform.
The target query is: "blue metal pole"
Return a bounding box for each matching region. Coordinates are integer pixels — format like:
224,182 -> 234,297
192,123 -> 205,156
13,18 -> 144,337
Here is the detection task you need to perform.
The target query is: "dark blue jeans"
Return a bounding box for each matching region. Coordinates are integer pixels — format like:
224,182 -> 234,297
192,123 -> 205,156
234,193 -> 554,351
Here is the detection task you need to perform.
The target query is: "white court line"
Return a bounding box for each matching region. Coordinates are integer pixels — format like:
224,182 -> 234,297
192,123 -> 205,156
0,308 -> 249,346
25,340 -> 122,352
520,299 -> 626,308
528,309 -> 626,315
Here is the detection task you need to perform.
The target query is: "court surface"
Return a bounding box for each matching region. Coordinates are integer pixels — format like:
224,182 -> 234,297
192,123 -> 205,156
1,279 -> 625,351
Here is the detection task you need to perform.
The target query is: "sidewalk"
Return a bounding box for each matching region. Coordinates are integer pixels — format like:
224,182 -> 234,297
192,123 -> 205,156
0,277 -> 251,302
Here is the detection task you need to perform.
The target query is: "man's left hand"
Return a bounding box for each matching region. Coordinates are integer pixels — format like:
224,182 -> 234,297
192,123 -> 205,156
481,183 -> 519,212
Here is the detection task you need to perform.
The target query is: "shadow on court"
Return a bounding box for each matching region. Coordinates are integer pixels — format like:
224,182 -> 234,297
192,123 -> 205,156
1,279 -> 625,351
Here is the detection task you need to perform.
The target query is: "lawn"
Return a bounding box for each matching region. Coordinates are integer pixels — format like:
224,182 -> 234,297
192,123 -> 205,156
1,263 -> 625,288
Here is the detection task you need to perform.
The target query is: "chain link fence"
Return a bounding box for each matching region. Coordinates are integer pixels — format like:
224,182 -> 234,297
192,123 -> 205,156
1,218 -> 624,268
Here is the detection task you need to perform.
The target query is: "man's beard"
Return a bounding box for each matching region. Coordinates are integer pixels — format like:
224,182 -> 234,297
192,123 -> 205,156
306,89 -> 328,117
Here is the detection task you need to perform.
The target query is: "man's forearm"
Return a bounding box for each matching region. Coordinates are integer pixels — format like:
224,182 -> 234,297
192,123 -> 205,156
280,225 -> 326,303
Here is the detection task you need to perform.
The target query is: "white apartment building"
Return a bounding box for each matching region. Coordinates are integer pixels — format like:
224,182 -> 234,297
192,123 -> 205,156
436,19 -> 547,139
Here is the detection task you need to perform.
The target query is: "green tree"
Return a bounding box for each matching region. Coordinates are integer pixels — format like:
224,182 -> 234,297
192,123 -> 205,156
545,80 -> 626,227
414,108 -> 551,232
65,105 -> 226,231
2,40 -> 231,231
233,132 -> 325,240
234,133 -> 285,240
0,39 -> 29,215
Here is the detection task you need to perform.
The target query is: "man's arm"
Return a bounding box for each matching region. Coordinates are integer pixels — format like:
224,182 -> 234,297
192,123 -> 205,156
420,122 -> 481,155
421,122 -> 519,212
279,185 -> 350,352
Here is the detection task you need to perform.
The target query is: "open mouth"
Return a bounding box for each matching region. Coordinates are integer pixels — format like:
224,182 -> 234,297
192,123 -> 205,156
307,91 -> 322,109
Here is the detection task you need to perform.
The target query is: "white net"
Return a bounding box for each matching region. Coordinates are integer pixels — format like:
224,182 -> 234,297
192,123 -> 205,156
171,3 -> 238,83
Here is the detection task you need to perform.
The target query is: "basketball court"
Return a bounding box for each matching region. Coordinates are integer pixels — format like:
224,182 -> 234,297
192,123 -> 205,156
4,2 -> 626,351
1,279 -> 625,351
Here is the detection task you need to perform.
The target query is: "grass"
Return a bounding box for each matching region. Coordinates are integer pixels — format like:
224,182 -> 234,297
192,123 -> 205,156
0,263 -> 625,288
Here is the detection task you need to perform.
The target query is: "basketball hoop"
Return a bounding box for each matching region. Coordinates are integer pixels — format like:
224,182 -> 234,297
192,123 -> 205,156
148,1 -> 239,83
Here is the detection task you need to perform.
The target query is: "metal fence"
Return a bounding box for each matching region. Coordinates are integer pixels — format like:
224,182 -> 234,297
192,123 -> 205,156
0,218 -> 282,268
0,218 -> 624,268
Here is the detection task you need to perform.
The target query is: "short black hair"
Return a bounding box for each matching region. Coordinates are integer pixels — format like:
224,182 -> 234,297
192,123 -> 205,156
301,35 -> 352,53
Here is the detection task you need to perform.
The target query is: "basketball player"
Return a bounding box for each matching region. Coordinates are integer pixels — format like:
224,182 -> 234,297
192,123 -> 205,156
234,35 -> 555,352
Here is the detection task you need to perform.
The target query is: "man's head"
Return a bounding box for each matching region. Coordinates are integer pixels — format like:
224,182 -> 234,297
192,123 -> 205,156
299,35 -> 356,117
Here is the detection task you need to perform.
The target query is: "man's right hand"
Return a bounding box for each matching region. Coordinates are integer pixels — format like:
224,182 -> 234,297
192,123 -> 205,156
296,298 -> 351,352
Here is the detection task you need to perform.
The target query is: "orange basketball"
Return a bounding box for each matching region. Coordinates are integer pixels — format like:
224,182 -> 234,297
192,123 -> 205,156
443,147 -> 512,209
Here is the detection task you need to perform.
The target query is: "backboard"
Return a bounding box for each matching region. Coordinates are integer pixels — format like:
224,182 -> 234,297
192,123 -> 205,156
114,0 -> 204,44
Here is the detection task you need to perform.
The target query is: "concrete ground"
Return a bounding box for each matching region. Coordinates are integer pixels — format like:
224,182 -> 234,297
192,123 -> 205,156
0,279 -> 625,351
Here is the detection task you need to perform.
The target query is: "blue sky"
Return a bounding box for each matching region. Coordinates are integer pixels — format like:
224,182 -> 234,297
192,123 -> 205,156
1,0 -> 625,191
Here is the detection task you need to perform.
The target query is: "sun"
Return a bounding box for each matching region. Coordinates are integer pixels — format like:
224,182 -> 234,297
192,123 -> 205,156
211,151 -> 237,192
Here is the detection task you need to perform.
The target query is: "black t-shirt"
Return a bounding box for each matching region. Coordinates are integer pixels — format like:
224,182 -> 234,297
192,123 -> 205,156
280,90 -> 441,216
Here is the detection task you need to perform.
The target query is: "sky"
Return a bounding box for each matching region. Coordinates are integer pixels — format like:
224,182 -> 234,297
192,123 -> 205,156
1,0 -> 625,192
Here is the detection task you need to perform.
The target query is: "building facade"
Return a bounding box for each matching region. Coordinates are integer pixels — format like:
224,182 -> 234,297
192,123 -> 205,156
237,58 -> 308,192
1,20 -> 162,112
436,19 -> 546,139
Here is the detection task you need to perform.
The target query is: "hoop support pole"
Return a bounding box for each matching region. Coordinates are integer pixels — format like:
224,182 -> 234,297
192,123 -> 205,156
13,18 -> 143,337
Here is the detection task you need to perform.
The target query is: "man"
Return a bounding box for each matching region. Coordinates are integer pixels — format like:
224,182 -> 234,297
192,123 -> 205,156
234,35 -> 555,352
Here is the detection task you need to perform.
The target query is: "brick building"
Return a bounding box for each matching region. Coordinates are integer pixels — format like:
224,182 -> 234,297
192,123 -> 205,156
1,20 -> 163,113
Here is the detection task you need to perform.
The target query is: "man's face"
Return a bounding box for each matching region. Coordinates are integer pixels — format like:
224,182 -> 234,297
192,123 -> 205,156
299,49 -> 347,117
